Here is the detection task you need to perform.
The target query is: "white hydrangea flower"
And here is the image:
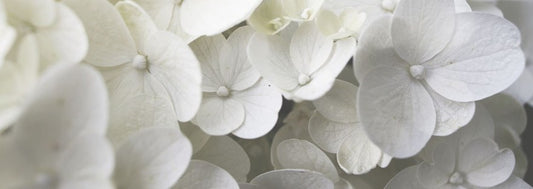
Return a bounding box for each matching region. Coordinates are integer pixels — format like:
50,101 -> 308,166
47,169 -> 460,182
190,26 -> 282,138
275,139 -> 355,189
315,7 -> 367,40
0,35 -> 39,130
4,0 -> 88,68
248,0 -> 324,35
131,0 -> 261,43
114,127 -> 192,189
172,160 -> 240,189
245,169 -> 336,189
64,0 -> 202,145
0,0 -> 15,68
309,80 -> 391,175
386,137 -> 528,189
248,22 -> 356,102
354,0 -> 524,158
0,64 -> 114,189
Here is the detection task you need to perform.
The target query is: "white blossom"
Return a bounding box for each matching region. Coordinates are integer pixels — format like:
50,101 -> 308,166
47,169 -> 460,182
248,22 -> 356,102
65,0 -> 202,145
172,160 -> 240,189
0,64 -> 114,189
354,0 -> 524,158
247,169 -> 336,189
190,26 -> 282,138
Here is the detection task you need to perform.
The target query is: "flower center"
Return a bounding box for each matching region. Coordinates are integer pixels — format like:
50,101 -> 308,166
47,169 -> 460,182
381,0 -> 397,11
132,54 -> 148,70
216,86 -> 230,97
449,172 -> 464,185
300,8 -> 314,20
409,65 -> 425,80
298,74 -> 311,85
269,17 -> 286,31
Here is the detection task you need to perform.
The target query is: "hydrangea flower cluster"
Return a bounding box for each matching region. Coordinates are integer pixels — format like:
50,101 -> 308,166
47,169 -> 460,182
0,0 -> 531,188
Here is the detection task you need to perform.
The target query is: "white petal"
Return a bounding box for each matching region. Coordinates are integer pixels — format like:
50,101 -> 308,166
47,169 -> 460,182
180,0 -> 262,36
232,80 -> 282,139
358,66 -> 436,158
116,1 -> 158,48
193,136 -> 251,182
312,80 -> 358,123
180,122 -> 210,154
308,112 -> 357,153
115,127 -> 192,189
353,15 -> 405,81
454,0 -> 472,13
282,0 -> 324,21
190,34 -> 227,92
424,13 -> 524,102
251,169 -> 334,189
58,135 -> 114,182
247,0 -> 291,35
427,88 -> 475,136
512,147 -> 528,178
248,33 -> 299,91
172,160 -> 239,189
58,179 -> 114,189
195,96 -> 245,136
36,3 -> 88,66
504,66 -> 533,104
130,0 -> 175,31
4,0 -> 56,27
0,0 -> 15,68
378,154 -> 393,168
334,178 -> 354,189
481,93 -> 527,135
491,176 -> 532,189
293,37 -> 356,101
290,22 -> 333,75
276,139 -> 339,182
220,26 -> 261,90
458,138 -> 515,187
239,183 -> 267,189
384,166 -> 424,189
14,64 -> 108,164
337,126 -> 382,175
391,0 -> 455,64
64,0 -> 137,67
271,125 -> 312,169
143,31 -> 202,122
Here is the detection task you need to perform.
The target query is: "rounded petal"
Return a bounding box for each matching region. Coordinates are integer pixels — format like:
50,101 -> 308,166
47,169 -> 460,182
459,138 -> 515,187
247,33 -> 299,91
190,34 -> 227,92
193,136 -> 251,182
391,0 -> 455,64
424,13 -> 525,102
337,126 -> 382,175
64,0 -> 137,67
36,3 -> 88,66
312,80 -> 358,123
358,66 -> 436,158
427,88 -> 475,136
276,139 -> 339,182
251,169 -> 334,189
14,64 -> 108,163
114,127 -> 192,189
308,112 -> 357,153
195,97 -> 245,136
221,26 -> 261,91
290,22 -> 333,75
416,142 -> 456,188
239,183 -> 267,189
334,178 -> 354,189
247,0 -> 291,35
180,0 -> 262,36
491,176 -> 532,189
116,1 -> 158,48
172,160 -> 239,189
232,80 -> 282,139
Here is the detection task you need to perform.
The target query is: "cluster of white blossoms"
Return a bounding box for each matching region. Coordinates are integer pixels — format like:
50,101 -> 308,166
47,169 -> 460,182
0,0 -> 532,188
